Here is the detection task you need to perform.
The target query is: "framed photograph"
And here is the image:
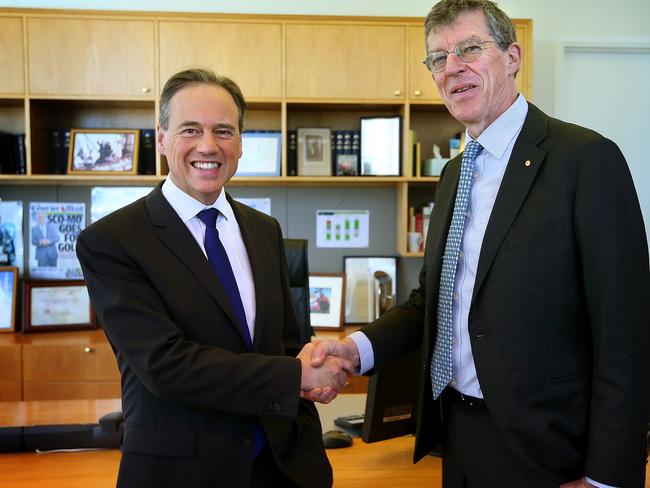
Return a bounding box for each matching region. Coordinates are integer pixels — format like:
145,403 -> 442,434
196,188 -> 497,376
68,129 -> 140,175
360,116 -> 402,176
309,273 -> 345,330
335,153 -> 359,176
238,131 -> 282,176
343,256 -> 397,325
23,280 -> 96,333
297,128 -> 332,176
0,267 -> 18,332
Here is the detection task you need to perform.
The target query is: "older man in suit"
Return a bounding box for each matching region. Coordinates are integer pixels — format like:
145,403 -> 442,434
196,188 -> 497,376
77,68 -> 351,488
308,1 -> 650,486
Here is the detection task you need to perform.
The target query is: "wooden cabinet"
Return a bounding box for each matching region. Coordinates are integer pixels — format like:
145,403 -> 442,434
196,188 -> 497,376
22,330 -> 120,401
408,25 -> 441,103
0,336 -> 22,401
0,17 -> 25,95
27,17 -> 155,98
159,20 -> 282,100
286,23 -> 405,100
0,8 -> 532,258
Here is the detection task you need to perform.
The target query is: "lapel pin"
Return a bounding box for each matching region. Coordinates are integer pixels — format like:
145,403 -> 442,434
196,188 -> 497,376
524,160 -> 532,167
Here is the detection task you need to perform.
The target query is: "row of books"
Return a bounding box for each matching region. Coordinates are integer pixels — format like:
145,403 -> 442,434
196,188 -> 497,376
0,131 -> 26,174
286,129 -> 361,176
48,128 -> 157,175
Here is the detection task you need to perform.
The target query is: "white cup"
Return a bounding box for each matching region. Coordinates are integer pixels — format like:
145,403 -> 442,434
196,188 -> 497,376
408,232 -> 423,253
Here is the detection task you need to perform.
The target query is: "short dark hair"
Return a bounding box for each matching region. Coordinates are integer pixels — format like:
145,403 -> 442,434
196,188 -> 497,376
424,0 -> 516,51
158,68 -> 246,132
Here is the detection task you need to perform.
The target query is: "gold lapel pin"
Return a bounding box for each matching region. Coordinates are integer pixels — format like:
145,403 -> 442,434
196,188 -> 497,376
524,160 -> 532,167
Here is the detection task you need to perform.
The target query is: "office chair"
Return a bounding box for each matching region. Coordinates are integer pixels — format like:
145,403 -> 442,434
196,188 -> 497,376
283,238 -> 314,347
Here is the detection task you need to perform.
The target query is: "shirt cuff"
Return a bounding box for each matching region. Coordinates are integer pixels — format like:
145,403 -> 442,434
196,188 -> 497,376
585,477 -> 617,488
347,331 -> 374,375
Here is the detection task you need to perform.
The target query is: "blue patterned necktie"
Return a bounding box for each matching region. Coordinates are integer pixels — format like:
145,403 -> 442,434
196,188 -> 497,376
197,208 -> 264,457
431,140 -> 483,400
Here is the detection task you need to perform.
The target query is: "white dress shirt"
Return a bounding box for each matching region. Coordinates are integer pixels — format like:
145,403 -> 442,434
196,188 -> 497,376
161,178 -> 257,341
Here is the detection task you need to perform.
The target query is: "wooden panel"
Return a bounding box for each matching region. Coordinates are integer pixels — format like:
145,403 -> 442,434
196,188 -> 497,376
159,21 -> 282,100
0,383 -> 22,401
286,23 -> 405,100
23,342 -> 119,382
27,17 -> 155,97
0,398 -> 121,427
0,17 -> 25,95
0,343 -> 21,382
514,19 -> 533,100
23,381 -> 121,401
408,25 -> 441,102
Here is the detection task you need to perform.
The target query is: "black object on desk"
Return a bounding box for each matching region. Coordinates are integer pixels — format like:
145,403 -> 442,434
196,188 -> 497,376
322,430 -> 353,449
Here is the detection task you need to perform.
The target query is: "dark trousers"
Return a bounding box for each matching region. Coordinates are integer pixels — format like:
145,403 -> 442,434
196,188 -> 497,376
250,444 -> 298,488
440,388 -> 559,488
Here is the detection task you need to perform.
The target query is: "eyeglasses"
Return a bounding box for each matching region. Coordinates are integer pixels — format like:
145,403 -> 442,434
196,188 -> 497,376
423,38 -> 496,73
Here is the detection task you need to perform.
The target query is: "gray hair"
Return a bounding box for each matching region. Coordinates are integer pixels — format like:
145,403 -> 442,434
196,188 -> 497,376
424,0 -> 516,51
158,68 -> 246,132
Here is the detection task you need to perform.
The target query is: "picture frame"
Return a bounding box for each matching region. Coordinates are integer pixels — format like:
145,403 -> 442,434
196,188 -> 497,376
297,127 -> 332,176
343,256 -> 398,325
238,131 -> 282,176
23,280 -> 96,333
0,266 -> 18,332
335,153 -> 359,176
308,273 -> 345,330
360,116 -> 402,176
68,128 -> 140,175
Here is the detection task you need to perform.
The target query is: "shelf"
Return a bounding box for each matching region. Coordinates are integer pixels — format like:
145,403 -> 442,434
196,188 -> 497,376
0,175 -> 439,187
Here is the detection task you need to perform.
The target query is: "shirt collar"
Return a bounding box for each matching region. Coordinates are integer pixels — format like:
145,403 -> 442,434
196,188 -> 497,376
161,177 -> 235,223
468,94 -> 528,160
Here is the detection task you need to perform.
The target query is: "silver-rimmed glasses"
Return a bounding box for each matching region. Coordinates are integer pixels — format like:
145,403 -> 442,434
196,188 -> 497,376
423,38 -> 496,73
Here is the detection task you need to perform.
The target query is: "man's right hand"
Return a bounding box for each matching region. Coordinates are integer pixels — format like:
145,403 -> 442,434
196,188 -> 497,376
297,342 -> 354,404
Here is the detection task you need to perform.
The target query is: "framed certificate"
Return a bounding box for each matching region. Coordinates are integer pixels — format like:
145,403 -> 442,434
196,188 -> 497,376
23,280 -> 96,333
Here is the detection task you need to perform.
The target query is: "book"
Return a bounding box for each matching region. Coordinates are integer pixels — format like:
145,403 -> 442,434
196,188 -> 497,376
286,130 -> 297,176
138,129 -> 156,175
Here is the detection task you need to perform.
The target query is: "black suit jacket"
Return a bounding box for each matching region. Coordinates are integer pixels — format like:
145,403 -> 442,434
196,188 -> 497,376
363,103 -> 650,486
77,184 -> 332,488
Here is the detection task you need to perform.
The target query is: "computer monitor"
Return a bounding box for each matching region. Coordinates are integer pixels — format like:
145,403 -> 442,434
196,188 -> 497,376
360,346 -> 422,443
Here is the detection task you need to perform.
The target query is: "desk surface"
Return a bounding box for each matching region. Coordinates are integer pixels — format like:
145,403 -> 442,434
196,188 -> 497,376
0,397 -> 439,487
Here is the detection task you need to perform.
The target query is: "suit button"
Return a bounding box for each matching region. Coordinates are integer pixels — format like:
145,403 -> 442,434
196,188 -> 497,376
241,437 -> 252,447
273,403 -> 282,413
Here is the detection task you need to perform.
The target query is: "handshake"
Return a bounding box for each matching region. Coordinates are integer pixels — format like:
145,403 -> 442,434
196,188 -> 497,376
297,338 -> 360,404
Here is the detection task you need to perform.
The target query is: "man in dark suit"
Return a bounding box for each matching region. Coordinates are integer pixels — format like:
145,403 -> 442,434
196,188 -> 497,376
77,68 -> 350,488
307,1 -> 650,486
31,211 -> 59,267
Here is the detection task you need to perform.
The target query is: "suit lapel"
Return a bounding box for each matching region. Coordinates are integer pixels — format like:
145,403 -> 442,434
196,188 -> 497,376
145,185 -> 248,345
472,104 -> 549,302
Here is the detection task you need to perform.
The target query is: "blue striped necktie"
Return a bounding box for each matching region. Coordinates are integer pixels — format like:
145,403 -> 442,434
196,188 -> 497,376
431,140 -> 483,400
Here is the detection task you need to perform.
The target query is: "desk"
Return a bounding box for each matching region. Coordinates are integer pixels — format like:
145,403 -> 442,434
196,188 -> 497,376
0,398 -> 440,487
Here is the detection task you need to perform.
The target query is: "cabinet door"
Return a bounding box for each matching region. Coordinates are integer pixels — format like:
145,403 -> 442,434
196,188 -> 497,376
0,17 -> 25,95
23,342 -> 120,382
286,23 -> 405,100
159,21 -> 282,100
514,19 -> 532,99
0,343 -> 22,400
408,25 -> 441,103
27,17 -> 155,97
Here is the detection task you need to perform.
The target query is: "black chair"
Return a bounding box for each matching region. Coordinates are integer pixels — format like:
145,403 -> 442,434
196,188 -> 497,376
284,238 -> 313,347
